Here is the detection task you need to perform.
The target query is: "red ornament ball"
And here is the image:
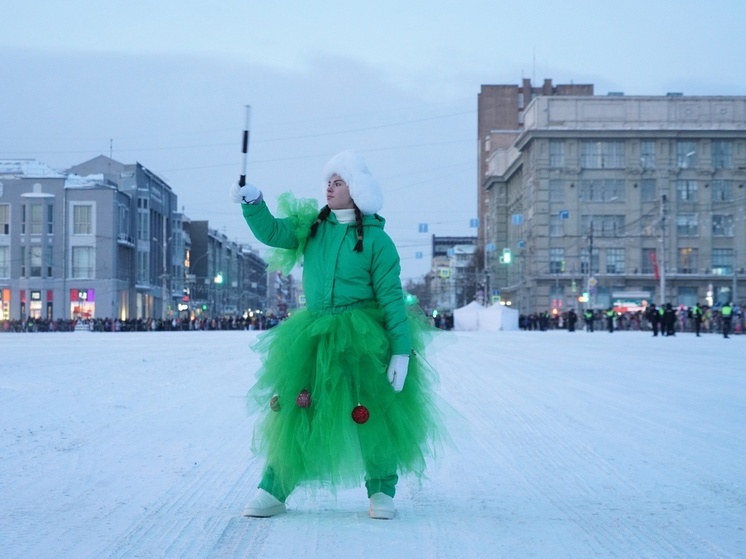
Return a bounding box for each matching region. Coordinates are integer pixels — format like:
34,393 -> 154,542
296,389 -> 312,408
351,404 -> 370,424
269,395 -> 281,412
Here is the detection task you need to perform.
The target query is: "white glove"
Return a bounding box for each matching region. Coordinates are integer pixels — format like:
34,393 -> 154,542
230,182 -> 262,204
386,354 -> 410,392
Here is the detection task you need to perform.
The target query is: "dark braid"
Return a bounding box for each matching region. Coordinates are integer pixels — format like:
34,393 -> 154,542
309,205 -> 332,237
353,207 -> 364,252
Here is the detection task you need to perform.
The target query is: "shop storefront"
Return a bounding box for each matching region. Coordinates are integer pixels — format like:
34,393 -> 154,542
70,288 -> 95,319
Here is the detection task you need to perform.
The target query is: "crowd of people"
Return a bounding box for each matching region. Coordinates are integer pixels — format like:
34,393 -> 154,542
520,303 -> 742,337
0,314 -> 285,333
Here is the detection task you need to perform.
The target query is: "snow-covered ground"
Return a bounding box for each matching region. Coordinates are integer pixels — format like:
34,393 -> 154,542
2,329 -> 744,558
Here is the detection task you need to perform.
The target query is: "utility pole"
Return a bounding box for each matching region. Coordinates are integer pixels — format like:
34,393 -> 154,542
659,194 -> 667,306
733,248 -> 738,304
162,217 -> 168,321
587,221 -> 594,309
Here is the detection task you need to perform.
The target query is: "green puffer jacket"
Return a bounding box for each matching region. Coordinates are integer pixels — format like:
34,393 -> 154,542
242,201 -> 412,355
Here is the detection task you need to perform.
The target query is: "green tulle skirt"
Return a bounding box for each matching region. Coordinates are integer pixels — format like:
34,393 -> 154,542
246,301 -> 448,497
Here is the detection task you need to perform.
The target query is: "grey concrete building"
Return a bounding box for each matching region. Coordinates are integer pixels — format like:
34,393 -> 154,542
0,159 -> 137,320
0,156 -> 267,323
477,78 -> 594,286
482,94 -> 746,314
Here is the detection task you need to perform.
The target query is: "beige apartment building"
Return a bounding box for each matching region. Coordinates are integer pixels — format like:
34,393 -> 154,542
481,93 -> 746,314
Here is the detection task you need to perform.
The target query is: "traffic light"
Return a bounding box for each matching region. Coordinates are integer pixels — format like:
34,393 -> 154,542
499,248 -> 511,264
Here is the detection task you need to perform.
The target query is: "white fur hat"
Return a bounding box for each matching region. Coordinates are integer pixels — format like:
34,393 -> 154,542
322,149 -> 383,215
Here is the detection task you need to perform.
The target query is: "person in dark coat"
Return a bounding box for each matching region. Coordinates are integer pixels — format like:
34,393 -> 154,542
663,303 -> 676,336
647,303 -> 660,336
567,309 -> 578,332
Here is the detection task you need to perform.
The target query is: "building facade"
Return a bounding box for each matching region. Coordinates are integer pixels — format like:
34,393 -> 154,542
482,94 -> 746,313
477,78 -> 594,288
0,157 -> 267,322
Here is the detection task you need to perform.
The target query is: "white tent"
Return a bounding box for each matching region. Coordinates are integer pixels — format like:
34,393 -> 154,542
478,303 -> 520,331
453,300 -> 484,331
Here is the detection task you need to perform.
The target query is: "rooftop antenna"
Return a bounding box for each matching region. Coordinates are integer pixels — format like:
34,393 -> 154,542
109,139 -> 113,159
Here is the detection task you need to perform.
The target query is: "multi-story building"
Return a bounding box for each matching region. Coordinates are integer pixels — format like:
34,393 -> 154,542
0,156 -> 267,322
187,220 -> 267,317
427,235 -> 478,311
68,155 -> 179,319
482,94 -> 746,313
478,78 -> 594,291
0,159 -> 138,320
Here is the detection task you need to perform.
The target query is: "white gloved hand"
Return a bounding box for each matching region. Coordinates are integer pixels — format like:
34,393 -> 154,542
230,182 -> 262,204
386,354 -> 410,392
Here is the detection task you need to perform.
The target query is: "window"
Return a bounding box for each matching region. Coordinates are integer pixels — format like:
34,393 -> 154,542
118,203 -> 130,242
581,215 -> 625,237
606,248 -> 625,274
676,214 -> 698,236
580,141 -> 625,169
549,141 -> 565,168
30,246 -> 42,277
678,248 -> 698,273
549,180 -> 564,202
549,215 -> 564,237
712,214 -> 734,237
73,205 -> 93,235
0,246 -> 8,277
580,248 -> 599,275
47,204 -> 54,235
137,250 -> 149,283
642,248 -> 656,274
0,204 -> 9,235
711,140 -> 732,169
580,180 -> 625,202
641,179 -> 657,202
641,141 -> 656,168
711,180 -> 733,202
549,248 -> 565,273
72,246 -> 94,278
712,249 -> 733,275
676,180 -> 698,202
676,141 -> 697,167
45,245 -> 53,277
29,204 -> 43,235
138,211 -> 149,241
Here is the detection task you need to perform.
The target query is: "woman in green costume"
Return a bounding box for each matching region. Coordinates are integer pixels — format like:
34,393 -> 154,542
232,149 -> 445,519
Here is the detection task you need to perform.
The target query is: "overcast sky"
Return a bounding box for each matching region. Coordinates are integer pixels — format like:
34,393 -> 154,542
2,0 -> 745,279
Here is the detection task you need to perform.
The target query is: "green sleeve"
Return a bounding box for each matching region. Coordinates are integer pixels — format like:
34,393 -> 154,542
371,233 -> 412,356
241,201 -> 299,250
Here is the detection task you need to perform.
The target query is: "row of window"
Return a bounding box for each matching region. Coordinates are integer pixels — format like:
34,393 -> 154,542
0,203 -> 94,236
548,140 -> 736,169
0,245 -> 94,279
547,179 -> 736,203
547,213 -> 737,238
548,247 -> 736,275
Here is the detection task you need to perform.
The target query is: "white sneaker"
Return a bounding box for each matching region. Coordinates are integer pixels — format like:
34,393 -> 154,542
369,492 -> 396,519
242,489 -> 286,518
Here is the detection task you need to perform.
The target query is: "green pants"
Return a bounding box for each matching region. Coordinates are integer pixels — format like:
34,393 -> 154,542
259,465 -> 398,502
